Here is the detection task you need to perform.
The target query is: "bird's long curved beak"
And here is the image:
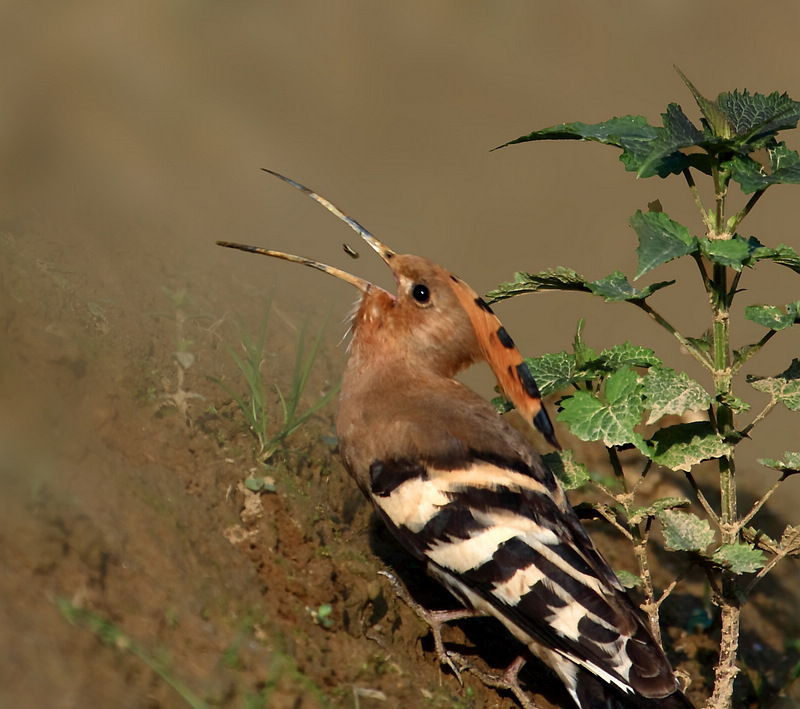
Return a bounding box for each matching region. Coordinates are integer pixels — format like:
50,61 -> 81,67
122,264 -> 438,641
216,170 -> 396,297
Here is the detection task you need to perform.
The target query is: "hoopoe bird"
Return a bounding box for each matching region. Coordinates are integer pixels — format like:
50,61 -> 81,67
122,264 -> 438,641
218,171 -> 693,709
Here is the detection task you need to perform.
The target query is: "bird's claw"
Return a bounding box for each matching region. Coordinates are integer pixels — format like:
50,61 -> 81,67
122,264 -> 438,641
378,569 -> 539,707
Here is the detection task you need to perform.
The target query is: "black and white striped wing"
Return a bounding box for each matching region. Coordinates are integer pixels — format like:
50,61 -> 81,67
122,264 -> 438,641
368,452 -> 681,705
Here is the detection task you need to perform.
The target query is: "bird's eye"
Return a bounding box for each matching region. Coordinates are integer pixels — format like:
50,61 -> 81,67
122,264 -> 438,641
412,283 -> 430,303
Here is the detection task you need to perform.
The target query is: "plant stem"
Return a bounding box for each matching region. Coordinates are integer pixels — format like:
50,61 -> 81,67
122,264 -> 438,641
692,253 -> 712,293
684,168 -> 713,233
707,601 -> 741,709
712,164 -> 731,237
727,189 -> 765,233
632,517 -> 663,645
684,471 -> 720,524
711,264 -> 736,523
736,474 -> 785,533
607,446 -> 629,492
743,545 -> 792,596
634,301 -> 713,369
604,448 -> 664,644
739,397 -> 778,438
707,170 -> 742,707
726,270 -> 742,307
731,330 -> 777,375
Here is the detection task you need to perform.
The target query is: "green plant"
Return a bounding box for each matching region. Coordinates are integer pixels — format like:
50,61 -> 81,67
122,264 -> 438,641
57,599 -> 208,709
153,287 -> 209,420
211,300 -> 340,461
489,69 -> 800,708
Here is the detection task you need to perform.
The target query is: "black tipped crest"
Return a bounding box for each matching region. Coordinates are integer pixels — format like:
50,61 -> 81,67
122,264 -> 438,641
474,297 -> 494,314
496,326 -> 515,349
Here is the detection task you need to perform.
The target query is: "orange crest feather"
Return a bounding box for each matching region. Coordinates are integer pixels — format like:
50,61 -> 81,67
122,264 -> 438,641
449,277 -> 560,449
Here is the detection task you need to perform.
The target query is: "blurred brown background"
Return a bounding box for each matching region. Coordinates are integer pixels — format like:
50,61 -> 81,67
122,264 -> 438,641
3,1 -> 798,509
1,3 -> 799,707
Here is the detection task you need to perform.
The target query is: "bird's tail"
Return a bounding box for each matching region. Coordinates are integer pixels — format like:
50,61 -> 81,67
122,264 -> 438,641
574,667 -> 694,709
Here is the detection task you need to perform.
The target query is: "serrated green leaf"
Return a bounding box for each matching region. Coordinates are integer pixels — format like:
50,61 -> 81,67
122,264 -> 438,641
728,145 -> 800,194
524,341 -> 660,397
493,115 -> 658,151
558,367 -> 647,450
658,508 -> 716,552
746,241 -> 800,275
572,318 -> 596,369
699,235 -> 754,270
636,103 -> 704,178
615,570 -> 643,589
598,343 -> 662,371
642,366 -> 711,424
587,271 -> 675,302
604,365 -> 639,402
758,452 -> 800,474
675,67 -> 734,140
486,267 -> 589,304
630,210 -> 697,279
717,89 -> 800,139
722,235 -> 800,274
718,392 -> 750,414
727,156 -> 768,195
491,395 -> 514,415
523,352 -> 583,397
648,422 -> 733,472
542,449 -> 591,491
744,302 -> 800,331
685,331 -> 714,355
747,359 -> 800,411
712,543 -> 765,574
629,497 -> 691,525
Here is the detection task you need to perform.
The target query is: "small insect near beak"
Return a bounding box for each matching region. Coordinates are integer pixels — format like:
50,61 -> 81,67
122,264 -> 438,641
216,169 -> 397,297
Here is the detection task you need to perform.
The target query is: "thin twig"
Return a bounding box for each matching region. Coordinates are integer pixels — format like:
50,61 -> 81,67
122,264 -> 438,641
739,397 -> 778,438
633,518 -> 662,644
726,270 -> 742,308
593,505 -> 635,542
743,547 -> 791,596
634,301 -> 714,369
683,168 -> 712,232
607,446 -> 629,492
684,471 -> 721,524
736,474 -> 786,533
631,459 -> 652,496
728,189 -> 766,233
731,331 -> 778,375
656,572 -> 685,609
691,252 -> 712,294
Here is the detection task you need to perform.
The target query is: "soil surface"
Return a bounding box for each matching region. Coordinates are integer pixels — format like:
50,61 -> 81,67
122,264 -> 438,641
2,220 -> 800,709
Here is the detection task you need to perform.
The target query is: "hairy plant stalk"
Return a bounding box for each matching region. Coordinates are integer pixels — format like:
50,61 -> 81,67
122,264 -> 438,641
708,232 -> 742,709
633,519 -> 663,645
707,599 -> 741,709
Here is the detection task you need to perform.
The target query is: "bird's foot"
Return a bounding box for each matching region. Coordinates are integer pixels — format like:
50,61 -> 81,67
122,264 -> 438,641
465,654 -> 538,709
378,570 -> 539,708
377,570 -> 475,679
